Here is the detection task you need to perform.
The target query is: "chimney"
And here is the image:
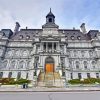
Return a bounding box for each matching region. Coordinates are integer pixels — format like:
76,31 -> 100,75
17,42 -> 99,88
80,23 -> 87,34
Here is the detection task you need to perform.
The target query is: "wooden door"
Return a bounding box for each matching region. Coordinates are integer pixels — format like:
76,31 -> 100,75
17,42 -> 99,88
46,63 -> 54,73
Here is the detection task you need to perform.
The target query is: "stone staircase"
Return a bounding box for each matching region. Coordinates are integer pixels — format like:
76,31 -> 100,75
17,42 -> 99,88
37,72 -> 64,87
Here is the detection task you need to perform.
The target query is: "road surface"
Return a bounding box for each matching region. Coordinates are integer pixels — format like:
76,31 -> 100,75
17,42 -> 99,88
0,91 -> 100,100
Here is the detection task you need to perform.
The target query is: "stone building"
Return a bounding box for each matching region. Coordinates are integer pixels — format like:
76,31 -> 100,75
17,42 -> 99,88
0,9 -> 100,86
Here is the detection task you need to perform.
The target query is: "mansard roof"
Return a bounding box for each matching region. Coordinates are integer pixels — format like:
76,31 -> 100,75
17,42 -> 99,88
9,28 -> 94,41
59,29 -> 90,40
10,29 -> 42,40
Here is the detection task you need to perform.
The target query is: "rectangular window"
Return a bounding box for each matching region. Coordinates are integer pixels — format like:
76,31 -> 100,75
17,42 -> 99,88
78,73 -> 82,79
87,73 -> 90,78
71,73 -> 73,79
96,73 -> 99,78
0,72 -> 3,78
8,72 -> 12,78
84,66 -> 87,69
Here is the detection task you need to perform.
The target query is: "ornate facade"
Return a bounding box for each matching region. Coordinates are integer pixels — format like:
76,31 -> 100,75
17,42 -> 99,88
0,10 -> 100,85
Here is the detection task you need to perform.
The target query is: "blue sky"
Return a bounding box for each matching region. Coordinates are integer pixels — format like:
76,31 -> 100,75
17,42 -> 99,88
0,0 -> 100,31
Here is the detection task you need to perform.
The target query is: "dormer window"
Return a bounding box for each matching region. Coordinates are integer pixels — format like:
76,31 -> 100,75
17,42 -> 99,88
26,35 -> 30,39
19,35 -> 23,39
65,36 -> 68,40
77,36 -> 81,40
71,36 -> 74,40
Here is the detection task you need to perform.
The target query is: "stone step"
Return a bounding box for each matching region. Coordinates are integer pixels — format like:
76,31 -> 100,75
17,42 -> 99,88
37,72 -> 64,87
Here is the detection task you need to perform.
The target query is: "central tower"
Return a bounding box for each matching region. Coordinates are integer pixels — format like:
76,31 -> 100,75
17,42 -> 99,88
42,8 -> 59,29
46,8 -> 55,24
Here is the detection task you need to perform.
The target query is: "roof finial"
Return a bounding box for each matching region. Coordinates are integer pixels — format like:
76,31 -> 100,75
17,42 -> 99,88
50,8 -> 51,12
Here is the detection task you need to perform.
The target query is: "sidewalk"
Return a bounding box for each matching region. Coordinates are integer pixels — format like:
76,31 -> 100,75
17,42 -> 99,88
0,86 -> 100,92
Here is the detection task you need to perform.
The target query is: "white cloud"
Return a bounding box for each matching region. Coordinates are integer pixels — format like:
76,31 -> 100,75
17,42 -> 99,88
0,7 -> 15,30
0,0 -> 100,31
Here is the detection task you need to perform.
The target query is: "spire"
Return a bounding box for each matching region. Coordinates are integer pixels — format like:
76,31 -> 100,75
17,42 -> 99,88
46,8 -> 55,18
50,8 -> 51,13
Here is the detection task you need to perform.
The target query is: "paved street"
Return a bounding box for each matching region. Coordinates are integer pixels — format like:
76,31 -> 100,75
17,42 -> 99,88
0,91 -> 100,100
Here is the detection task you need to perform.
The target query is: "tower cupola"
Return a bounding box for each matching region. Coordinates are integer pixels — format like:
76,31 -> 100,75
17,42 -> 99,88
46,8 -> 55,23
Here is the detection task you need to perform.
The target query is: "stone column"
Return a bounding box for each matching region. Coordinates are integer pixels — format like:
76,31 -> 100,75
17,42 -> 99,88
33,44 -> 36,53
65,57 -> 69,68
58,56 -> 60,65
97,59 -> 100,70
88,60 -> 90,70
58,42 -> 60,52
56,42 -> 58,51
46,42 -> 48,52
42,42 -> 44,51
52,42 -> 54,52
64,44 -> 66,54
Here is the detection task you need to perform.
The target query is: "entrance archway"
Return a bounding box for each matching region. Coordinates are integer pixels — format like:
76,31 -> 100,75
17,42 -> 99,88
45,57 -> 54,73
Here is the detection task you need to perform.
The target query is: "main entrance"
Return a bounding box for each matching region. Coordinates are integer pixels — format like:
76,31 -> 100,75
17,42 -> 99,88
45,57 -> 54,73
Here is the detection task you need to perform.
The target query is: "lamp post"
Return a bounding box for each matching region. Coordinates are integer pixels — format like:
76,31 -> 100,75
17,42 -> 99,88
34,62 -> 37,76
61,61 -> 65,77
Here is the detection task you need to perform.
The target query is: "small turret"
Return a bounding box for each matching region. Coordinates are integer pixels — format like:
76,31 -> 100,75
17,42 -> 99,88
14,22 -> 20,35
46,8 -> 55,24
80,23 -> 87,34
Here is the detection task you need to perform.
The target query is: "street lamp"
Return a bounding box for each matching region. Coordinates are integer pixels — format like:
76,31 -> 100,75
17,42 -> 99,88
34,62 -> 37,76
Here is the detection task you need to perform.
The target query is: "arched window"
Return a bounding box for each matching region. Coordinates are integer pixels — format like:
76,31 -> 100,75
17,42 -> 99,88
1,60 -> 8,69
8,72 -> 12,78
74,50 -> 77,57
10,61 -> 16,69
27,61 -> 31,69
23,50 -> 28,56
19,61 -> 24,69
15,50 -> 20,57
69,61 -> 72,68
26,73 -> 28,79
89,50 -> 93,57
92,61 -> 96,69
76,61 -> 80,69
7,50 -> 12,57
81,50 -> 85,57
17,72 -> 21,79
84,61 -> 88,69
0,72 -> 3,78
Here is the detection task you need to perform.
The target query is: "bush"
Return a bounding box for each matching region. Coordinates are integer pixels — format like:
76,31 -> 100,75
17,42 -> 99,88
0,78 -> 31,85
15,79 -> 31,84
68,78 -> 100,84
68,79 -> 80,84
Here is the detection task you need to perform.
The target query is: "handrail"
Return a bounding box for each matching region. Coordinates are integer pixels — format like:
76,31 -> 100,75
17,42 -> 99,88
53,72 -> 55,83
37,69 -> 41,77
44,72 -> 45,82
